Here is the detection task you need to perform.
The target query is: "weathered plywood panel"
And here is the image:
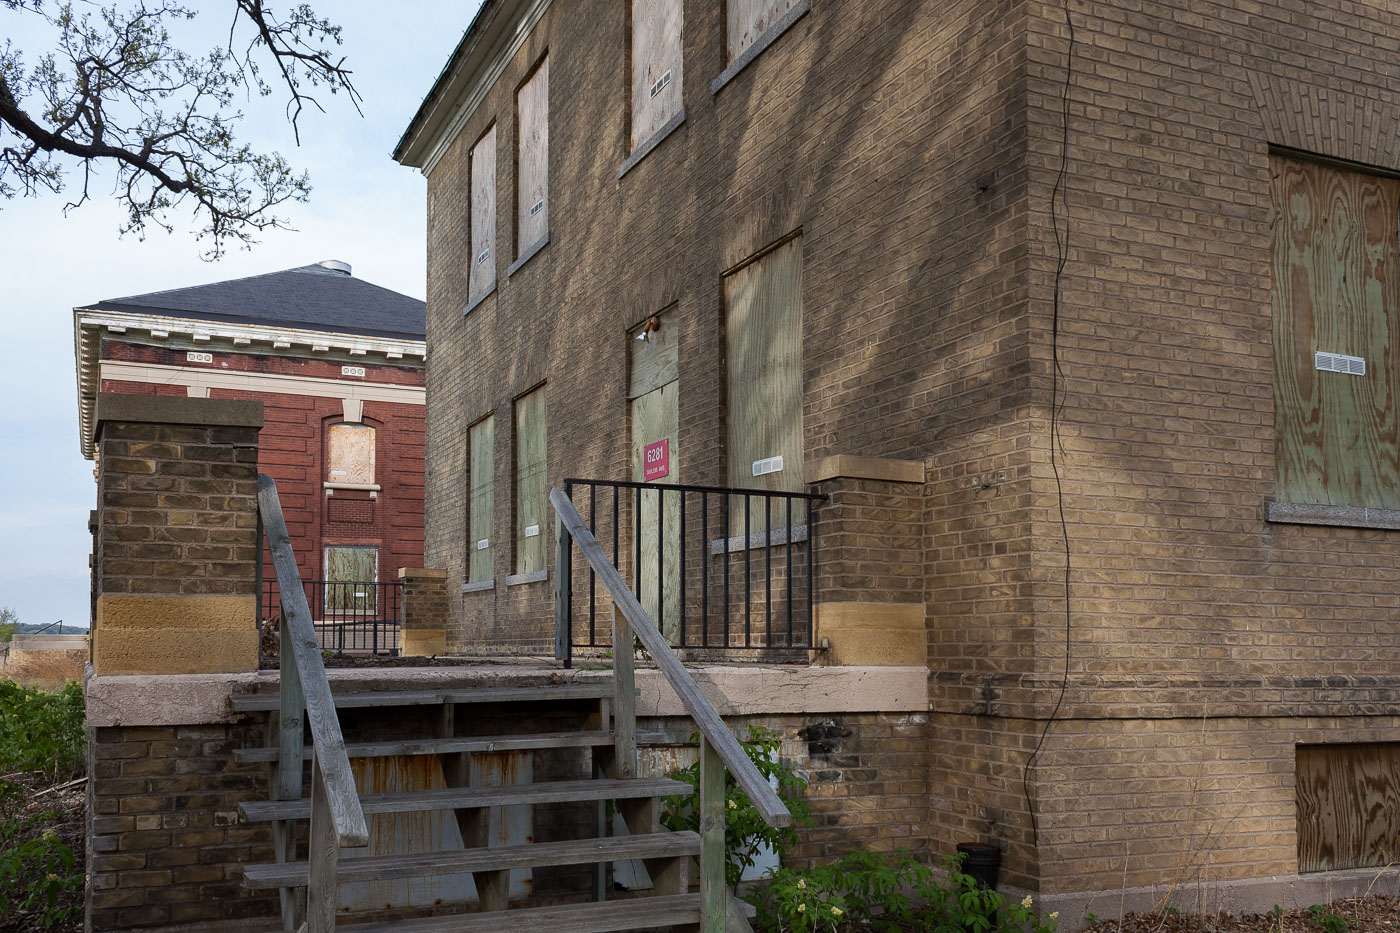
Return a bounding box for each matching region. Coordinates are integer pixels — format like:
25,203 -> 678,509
468,415 -> 495,583
629,308 -> 678,399
1272,155 -> 1400,509
725,238 -> 803,537
324,547 -> 377,614
727,0 -> 800,62
1297,743 -> 1400,872
514,388 -> 548,574
468,126 -> 497,303
517,57 -> 550,252
631,381 -> 680,642
327,423 -> 375,485
631,0 -> 683,148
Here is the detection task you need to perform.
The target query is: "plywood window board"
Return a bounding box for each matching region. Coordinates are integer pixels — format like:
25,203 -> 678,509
468,126 -> 497,304
327,423 -> 376,485
516,57 -> 550,254
1271,154 -> 1400,510
513,387 -> 548,575
727,0 -> 801,62
725,237 -> 803,534
324,546 -> 378,613
468,415 -> 495,583
1297,742 -> 1400,872
631,0 -> 683,150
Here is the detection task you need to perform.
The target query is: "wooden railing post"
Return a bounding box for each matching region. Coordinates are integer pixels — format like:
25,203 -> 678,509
555,511 -> 573,665
611,605 -> 636,779
273,596 -> 306,930
698,735 -> 726,933
306,752 -> 340,933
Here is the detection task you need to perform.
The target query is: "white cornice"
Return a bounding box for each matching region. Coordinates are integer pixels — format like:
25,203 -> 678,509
403,0 -> 553,176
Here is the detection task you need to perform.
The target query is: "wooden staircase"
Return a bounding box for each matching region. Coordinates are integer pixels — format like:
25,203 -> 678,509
244,474 -> 783,932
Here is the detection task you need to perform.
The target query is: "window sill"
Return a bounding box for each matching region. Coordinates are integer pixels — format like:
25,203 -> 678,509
463,281 -> 496,317
324,482 -> 381,498
710,0 -> 811,95
461,579 -> 495,594
507,234 -> 549,278
617,109 -> 687,179
504,569 -> 548,586
1267,500 -> 1400,531
710,523 -> 808,555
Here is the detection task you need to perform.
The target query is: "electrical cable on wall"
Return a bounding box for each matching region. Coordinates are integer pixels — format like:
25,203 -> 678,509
1022,0 -> 1076,852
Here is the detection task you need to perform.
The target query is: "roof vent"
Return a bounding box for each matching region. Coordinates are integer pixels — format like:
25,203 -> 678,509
318,260 -> 352,276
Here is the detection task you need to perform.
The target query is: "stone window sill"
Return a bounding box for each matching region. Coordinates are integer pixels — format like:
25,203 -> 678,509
709,523 -> 808,555
1267,500 -> 1400,531
463,281 -> 496,317
324,482 -> 380,498
460,579 -> 495,594
507,234 -> 549,278
504,569 -> 548,586
710,0 -> 811,95
617,109 -> 686,179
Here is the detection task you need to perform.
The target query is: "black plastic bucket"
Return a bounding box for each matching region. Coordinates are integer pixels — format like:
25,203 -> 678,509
955,842 -> 1001,890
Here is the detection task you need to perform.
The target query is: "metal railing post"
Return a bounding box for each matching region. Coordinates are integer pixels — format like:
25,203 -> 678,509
555,505 -> 573,665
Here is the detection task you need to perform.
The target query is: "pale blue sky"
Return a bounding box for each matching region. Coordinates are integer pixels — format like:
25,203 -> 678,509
0,3 -> 480,629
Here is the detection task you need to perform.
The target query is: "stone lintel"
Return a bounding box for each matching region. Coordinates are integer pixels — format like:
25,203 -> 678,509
398,567 -> 448,581
95,392 -> 264,432
402,630 -> 448,657
806,454 -> 924,485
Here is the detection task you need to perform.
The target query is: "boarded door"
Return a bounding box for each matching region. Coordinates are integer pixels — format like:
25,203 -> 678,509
631,0 -> 683,148
726,0 -> 801,62
468,415 -> 495,583
630,312 -> 680,642
514,388 -> 548,575
469,126 -> 497,304
725,237 -> 803,534
1271,155 -> 1400,509
1297,743 -> 1400,872
325,546 -> 377,614
517,57 -> 549,252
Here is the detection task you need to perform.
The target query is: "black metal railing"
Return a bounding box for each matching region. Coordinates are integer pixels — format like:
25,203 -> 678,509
555,478 -> 825,662
260,578 -> 401,656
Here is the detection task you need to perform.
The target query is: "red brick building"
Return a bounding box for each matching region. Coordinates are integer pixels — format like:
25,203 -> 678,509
73,260 -> 427,616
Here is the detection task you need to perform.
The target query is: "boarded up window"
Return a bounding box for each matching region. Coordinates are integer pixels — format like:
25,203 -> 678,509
1272,155 -> 1400,510
629,310 -> 680,641
725,238 -> 803,531
727,0 -> 801,62
469,126 -> 497,303
468,415 -> 495,583
517,57 -> 549,253
1297,743 -> 1400,872
514,387 -> 548,574
327,423 -> 375,485
324,547 -> 377,614
631,0 -> 683,149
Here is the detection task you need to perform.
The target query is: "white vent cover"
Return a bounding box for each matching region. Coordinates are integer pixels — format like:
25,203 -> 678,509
1315,351 -> 1365,376
650,69 -> 672,99
529,199 -> 545,217
341,365 -> 365,377
476,247 -> 490,265
186,351 -> 212,364
752,456 -> 784,477
476,538 -> 490,550
524,524 -> 540,538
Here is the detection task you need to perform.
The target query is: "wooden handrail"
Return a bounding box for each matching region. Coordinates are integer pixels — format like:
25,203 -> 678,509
550,488 -> 792,828
257,474 -> 369,849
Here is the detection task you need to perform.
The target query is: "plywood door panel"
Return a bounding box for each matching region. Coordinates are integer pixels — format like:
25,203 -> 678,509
514,388 -> 548,574
517,57 -> 550,252
469,126 -> 497,303
468,416 -> 495,583
631,0 -> 683,149
1297,743 -> 1400,872
725,238 -> 803,533
1272,155 -> 1400,509
325,547 -> 377,614
631,382 -> 680,643
629,310 -> 678,399
327,423 -> 376,485
727,0 -> 800,62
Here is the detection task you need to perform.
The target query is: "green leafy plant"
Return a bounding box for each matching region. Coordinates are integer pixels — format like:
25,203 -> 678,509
661,726 -> 812,890
0,681 -> 85,782
1085,911 -> 1101,926
0,783 -> 83,929
1308,904 -> 1351,933
0,606 -> 18,643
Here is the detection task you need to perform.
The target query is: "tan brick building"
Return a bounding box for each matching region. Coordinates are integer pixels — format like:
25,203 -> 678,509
395,0 -> 1400,902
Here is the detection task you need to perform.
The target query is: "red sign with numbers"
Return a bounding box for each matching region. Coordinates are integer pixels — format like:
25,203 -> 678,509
643,439 -> 669,481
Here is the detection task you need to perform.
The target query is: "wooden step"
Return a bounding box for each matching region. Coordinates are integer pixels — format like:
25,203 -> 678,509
239,777 -> 691,823
230,682 -> 617,713
243,830 -> 700,889
332,892 -> 725,933
233,730 -> 617,764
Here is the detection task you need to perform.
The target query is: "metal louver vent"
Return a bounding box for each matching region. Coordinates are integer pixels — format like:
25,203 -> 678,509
650,70 -> 672,99
476,248 -> 490,265
529,199 -> 545,217
1315,351 -> 1366,376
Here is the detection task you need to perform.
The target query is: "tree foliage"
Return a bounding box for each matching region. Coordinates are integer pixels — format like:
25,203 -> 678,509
0,0 -> 361,257
0,607 -> 17,643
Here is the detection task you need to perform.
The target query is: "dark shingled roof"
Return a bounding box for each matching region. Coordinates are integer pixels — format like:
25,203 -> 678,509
90,262 -> 425,339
